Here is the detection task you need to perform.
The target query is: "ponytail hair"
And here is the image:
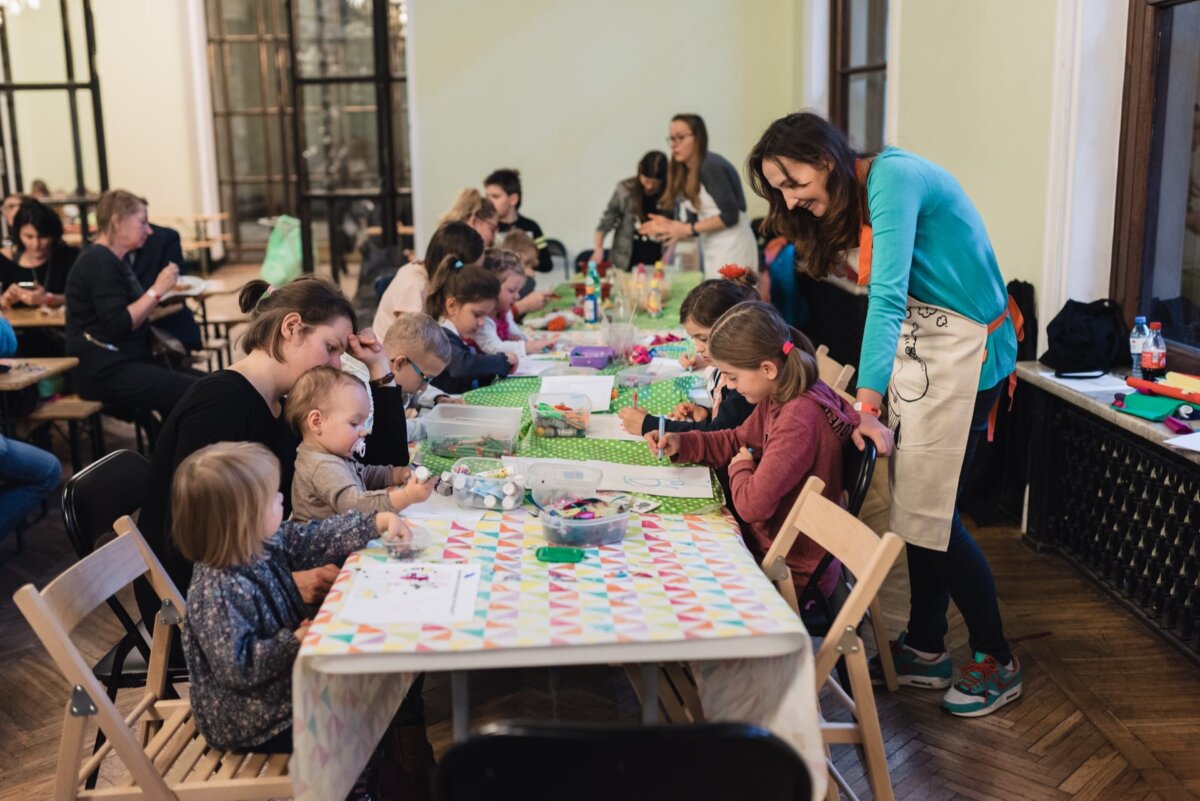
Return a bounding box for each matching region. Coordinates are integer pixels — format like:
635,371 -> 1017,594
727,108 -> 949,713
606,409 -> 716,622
707,301 -> 819,403
423,255 -> 501,320
238,275 -> 357,360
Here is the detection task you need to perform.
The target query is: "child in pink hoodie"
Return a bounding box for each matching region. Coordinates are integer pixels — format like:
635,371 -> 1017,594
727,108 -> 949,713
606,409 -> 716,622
648,301 -> 858,599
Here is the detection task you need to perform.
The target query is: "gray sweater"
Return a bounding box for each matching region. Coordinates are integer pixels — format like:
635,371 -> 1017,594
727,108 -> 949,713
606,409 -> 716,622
291,443 -> 397,523
181,512 -> 377,751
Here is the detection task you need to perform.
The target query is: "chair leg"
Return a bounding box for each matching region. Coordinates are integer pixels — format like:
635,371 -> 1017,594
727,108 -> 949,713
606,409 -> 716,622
89,413 -> 105,461
868,598 -> 898,692
844,642 -> 895,801
67,421 -> 82,474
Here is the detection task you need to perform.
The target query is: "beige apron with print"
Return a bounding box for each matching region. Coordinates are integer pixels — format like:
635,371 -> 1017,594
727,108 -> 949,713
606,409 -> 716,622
884,299 -> 986,550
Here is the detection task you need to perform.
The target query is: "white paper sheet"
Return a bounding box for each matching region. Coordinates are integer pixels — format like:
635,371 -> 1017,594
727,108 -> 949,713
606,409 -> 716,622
586,414 -> 648,442
340,562 -> 481,625
1164,431 -> 1200,453
539,375 -> 616,412
1035,369 -> 1130,394
503,456 -> 712,499
511,355 -> 563,377
400,490 -> 489,525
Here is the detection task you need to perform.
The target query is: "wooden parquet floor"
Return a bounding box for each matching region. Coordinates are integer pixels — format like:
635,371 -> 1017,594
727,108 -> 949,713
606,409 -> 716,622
1,448 -> 1198,799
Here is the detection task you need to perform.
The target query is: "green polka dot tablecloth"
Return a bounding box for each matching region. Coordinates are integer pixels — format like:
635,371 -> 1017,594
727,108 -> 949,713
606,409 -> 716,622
543,270 -> 703,331
419,370 -> 724,515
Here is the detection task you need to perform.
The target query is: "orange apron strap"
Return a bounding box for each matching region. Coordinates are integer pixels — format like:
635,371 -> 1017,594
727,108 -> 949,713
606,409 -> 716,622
985,294 -> 1023,441
854,159 -> 872,287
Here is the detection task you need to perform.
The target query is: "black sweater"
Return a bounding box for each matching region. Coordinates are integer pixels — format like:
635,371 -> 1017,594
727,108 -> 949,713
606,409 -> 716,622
64,244 -> 152,358
431,326 -> 509,395
137,370 -> 410,622
640,382 -> 755,435
0,243 -> 80,295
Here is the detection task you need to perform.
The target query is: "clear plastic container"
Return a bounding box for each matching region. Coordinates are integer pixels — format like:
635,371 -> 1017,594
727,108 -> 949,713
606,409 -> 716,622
527,462 -> 603,507
542,365 -> 599,377
383,522 -> 431,560
449,457 -> 524,511
617,363 -> 683,388
424,405 -> 523,458
530,393 -> 591,438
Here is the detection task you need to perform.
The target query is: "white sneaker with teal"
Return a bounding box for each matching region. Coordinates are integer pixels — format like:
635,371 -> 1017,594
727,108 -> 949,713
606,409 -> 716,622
941,652 -> 1023,717
871,631 -> 953,689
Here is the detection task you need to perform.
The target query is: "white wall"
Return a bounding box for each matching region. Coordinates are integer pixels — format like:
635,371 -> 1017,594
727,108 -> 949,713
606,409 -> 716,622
407,0 -> 802,254
5,1 -> 209,217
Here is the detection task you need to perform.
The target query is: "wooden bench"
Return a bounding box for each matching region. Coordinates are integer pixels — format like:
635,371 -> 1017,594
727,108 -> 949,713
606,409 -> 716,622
27,395 -> 104,472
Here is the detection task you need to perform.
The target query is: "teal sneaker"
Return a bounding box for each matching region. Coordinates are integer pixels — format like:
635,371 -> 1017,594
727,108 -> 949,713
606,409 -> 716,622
941,652 -> 1023,717
870,631 -> 953,689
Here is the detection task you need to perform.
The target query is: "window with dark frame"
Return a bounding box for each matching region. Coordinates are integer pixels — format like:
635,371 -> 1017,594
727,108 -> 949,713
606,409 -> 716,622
1112,0 -> 1200,374
829,0 -> 888,152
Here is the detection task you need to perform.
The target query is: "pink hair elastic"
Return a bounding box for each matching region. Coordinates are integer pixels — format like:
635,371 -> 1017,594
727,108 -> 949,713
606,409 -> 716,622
782,341 -> 794,355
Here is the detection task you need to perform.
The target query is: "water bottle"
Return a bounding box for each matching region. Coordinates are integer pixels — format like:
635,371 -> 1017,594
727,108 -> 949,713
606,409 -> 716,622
1129,316 -> 1150,379
1141,322 -> 1167,381
583,261 -> 600,324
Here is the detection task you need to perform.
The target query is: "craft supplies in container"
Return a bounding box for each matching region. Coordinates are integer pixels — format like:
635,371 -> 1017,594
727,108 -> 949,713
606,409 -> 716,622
449,457 -> 525,510
530,393 -> 591,438
540,496 -> 632,547
383,522 -> 431,560
424,404 -> 523,459
617,363 -> 683,388
569,345 -> 614,369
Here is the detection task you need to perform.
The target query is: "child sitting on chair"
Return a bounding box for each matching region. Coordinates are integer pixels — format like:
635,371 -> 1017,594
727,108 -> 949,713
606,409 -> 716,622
425,256 -> 517,395
174,441 -> 411,754
646,301 -> 858,599
475,248 -> 556,358
288,365 -> 436,522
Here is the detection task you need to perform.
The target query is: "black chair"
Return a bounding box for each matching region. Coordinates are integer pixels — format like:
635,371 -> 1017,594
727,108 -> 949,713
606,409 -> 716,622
61,449 -> 187,786
435,722 -> 811,801
543,238 -> 569,279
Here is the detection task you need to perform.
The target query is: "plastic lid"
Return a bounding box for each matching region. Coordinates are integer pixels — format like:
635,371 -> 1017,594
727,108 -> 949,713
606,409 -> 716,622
1134,316 -> 1146,324
1150,322 -> 1162,330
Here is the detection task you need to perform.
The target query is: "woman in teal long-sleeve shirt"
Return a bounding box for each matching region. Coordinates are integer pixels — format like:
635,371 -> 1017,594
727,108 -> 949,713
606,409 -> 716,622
747,112 -> 1022,719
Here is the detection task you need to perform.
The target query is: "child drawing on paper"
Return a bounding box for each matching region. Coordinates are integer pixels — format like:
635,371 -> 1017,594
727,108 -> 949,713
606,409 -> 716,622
174,441 -> 412,761
645,302 -> 858,600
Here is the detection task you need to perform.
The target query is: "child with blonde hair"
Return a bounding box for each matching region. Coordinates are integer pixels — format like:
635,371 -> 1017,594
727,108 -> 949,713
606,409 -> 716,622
175,441 -> 411,754
647,301 -> 858,599
288,365 -> 435,522
496,228 -> 551,317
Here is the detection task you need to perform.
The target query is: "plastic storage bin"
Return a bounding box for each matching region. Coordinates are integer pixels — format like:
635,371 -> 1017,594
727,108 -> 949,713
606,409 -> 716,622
617,363 -> 683,388
526,463 -> 631,546
449,457 -> 524,510
530,393 -> 591,438
424,405 -> 523,459
569,345 -> 613,369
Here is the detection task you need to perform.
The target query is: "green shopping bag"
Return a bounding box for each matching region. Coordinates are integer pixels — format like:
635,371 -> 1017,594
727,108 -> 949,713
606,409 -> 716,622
260,215 -> 303,286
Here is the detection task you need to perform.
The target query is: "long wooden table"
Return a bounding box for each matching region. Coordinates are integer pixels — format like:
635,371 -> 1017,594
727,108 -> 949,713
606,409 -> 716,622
4,306 -> 66,329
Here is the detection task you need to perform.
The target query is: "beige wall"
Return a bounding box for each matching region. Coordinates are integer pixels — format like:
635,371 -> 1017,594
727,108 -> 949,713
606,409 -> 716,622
890,0 -> 1057,292
6,1 -> 205,216
407,0 -> 802,253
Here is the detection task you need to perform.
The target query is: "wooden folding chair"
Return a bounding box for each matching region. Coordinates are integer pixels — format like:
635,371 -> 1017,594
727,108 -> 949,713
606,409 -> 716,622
763,476 -> 903,801
13,516 -> 290,800
815,345 -> 856,399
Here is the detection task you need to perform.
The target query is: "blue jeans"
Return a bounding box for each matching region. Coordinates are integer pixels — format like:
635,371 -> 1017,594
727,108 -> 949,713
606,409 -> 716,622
0,435 -> 61,541
904,381 -> 1012,665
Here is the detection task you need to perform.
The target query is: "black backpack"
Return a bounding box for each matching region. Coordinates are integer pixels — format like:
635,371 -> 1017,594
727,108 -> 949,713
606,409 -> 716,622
1039,298 -> 1127,375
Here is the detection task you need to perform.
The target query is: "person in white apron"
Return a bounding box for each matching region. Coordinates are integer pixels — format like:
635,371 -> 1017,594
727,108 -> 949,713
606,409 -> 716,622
747,112 -> 1024,718
639,113 -> 760,272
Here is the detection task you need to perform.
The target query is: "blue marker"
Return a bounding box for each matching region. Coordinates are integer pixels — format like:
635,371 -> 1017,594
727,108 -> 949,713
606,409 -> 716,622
657,415 -> 666,460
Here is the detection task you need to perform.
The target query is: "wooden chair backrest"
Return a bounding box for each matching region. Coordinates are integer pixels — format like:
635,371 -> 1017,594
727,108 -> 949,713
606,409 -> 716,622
815,344 -> 855,395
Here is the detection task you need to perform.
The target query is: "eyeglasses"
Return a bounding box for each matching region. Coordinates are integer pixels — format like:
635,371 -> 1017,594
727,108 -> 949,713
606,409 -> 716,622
400,357 -> 433,387
667,133 -> 694,144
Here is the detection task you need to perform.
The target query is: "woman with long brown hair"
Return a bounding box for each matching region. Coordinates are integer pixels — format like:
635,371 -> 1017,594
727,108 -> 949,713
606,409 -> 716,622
639,114 -> 758,271
591,150 -> 668,270
747,111 -> 1023,718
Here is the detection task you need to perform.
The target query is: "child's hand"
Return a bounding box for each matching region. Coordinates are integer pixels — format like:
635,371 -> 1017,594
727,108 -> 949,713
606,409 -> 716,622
405,407 -> 419,419
526,335 -> 556,353
644,430 -> 680,460
434,394 -> 464,405
393,466 -> 412,485
691,405 -> 710,422
504,351 -> 520,369
679,352 -> 696,370
292,565 -> 339,604
666,402 -> 692,421
294,619 -> 313,643
730,447 -> 755,467
618,406 -> 648,434
388,479 -> 435,509
375,511 -> 413,544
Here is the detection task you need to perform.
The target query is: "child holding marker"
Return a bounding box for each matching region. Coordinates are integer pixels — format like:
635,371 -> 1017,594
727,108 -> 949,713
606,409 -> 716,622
424,256 -> 517,394
646,301 -> 857,598
619,278 -> 758,436
288,366 -> 436,522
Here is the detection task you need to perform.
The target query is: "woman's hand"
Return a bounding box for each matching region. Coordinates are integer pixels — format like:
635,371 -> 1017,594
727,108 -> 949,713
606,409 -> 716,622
11,285 -> 48,307
292,564 -> 340,604
730,446 -> 754,467
644,430 -> 680,460
590,249 -> 605,265
0,284 -> 20,309
618,406 -> 648,434
852,413 -> 894,456
150,262 -> 181,298
347,327 -> 390,379
375,511 -> 413,543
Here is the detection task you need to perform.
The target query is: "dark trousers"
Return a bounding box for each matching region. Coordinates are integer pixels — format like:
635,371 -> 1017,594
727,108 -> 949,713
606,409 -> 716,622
904,380 -> 1012,665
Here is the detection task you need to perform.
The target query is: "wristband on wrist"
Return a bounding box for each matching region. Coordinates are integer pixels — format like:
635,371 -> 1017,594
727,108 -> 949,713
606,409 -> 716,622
853,401 -> 881,418
145,288 -> 160,302
368,371 -> 395,388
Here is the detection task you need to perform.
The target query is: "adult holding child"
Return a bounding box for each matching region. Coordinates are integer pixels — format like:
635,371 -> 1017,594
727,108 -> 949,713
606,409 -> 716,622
639,114 -> 758,272
747,111 -> 1023,717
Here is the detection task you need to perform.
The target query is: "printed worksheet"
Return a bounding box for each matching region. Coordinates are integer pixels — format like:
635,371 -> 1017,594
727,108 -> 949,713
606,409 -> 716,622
340,562 -> 481,625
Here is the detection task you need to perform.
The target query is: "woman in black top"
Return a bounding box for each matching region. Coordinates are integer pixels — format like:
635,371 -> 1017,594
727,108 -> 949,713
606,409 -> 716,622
0,200 -> 80,355
64,190 -> 201,413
